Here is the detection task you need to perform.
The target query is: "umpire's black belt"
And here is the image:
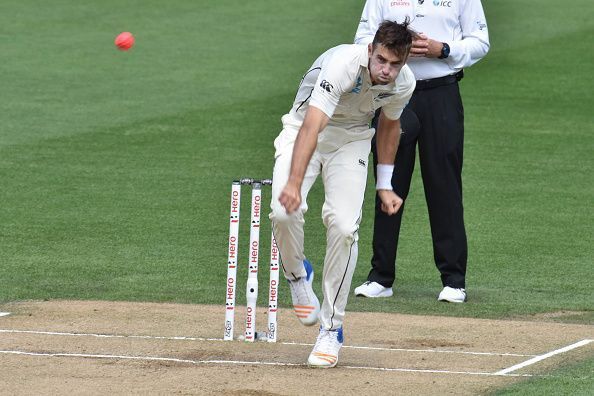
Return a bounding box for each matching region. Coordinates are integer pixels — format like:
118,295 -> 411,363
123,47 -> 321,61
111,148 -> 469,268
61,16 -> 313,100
415,70 -> 464,91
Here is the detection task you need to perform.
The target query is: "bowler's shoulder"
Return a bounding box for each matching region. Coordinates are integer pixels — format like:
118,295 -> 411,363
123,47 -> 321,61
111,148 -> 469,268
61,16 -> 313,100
325,44 -> 368,62
394,64 -> 416,93
321,44 -> 369,78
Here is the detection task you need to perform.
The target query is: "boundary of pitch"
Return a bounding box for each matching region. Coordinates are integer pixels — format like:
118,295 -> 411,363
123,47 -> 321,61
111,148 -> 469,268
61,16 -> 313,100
0,349 -> 534,377
1,328 -> 591,376
0,328 -> 534,357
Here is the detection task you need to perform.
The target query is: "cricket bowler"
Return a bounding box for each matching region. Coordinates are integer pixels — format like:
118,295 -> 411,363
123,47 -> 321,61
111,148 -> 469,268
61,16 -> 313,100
269,20 -> 415,368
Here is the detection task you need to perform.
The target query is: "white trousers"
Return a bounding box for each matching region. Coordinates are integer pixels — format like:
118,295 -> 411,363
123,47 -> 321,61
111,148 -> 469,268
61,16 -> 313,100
269,125 -> 372,330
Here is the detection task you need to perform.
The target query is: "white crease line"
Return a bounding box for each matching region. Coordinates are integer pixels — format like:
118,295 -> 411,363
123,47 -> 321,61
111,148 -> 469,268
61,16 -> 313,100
0,349 -> 300,367
0,329 -> 221,342
0,313 -> 10,317
494,339 -> 593,375
0,329 -> 533,357
284,341 -> 533,357
343,365 -> 533,377
0,349 -> 532,377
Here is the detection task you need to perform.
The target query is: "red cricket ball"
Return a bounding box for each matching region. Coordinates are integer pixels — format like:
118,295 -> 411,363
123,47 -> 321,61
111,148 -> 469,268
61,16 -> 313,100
115,32 -> 135,51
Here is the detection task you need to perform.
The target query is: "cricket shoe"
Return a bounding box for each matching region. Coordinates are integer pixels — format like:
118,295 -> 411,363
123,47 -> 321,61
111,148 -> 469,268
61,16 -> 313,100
438,286 -> 467,303
287,259 -> 320,326
354,281 -> 393,298
307,327 -> 343,368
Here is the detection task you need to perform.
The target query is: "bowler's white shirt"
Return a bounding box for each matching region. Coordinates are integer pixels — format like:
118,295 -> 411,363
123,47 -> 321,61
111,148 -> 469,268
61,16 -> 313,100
287,44 -> 415,131
354,0 -> 490,80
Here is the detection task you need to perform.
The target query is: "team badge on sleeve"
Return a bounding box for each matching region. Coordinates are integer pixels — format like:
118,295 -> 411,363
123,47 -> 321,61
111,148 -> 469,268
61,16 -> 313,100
319,80 -> 334,93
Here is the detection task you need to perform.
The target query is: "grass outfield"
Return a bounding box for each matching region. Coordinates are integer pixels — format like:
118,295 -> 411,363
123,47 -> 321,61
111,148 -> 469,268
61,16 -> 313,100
492,357 -> 594,396
0,0 -> 592,391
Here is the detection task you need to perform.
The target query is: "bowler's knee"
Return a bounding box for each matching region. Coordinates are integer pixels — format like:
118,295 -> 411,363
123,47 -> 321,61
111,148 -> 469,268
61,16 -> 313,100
324,215 -> 358,244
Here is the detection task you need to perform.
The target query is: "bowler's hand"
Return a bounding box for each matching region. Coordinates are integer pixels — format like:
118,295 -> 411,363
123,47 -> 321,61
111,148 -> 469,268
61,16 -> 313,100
378,190 -> 403,215
278,182 -> 301,214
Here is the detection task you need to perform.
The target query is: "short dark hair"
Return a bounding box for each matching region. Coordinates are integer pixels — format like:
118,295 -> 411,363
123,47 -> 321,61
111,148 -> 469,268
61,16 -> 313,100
372,19 -> 413,59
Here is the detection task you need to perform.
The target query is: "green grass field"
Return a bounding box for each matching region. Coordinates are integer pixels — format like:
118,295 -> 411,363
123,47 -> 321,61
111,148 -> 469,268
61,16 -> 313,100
1,0 -> 592,392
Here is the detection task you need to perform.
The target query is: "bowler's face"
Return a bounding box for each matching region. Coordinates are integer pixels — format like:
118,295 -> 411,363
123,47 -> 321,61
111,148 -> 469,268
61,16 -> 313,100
368,44 -> 407,85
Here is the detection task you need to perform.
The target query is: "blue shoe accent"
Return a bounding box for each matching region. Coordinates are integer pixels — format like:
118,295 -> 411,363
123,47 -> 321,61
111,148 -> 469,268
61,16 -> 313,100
321,326 -> 344,344
336,327 -> 344,344
303,259 -> 314,281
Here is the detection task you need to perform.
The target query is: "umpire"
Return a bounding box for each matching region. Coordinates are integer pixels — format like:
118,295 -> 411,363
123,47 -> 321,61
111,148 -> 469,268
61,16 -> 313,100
353,0 -> 490,302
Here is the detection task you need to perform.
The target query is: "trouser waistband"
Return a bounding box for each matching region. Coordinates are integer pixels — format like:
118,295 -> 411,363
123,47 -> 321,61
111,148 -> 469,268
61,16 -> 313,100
415,70 -> 464,91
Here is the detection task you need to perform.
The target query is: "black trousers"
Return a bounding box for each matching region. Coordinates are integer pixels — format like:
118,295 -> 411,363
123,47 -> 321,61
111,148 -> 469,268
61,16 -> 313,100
369,80 -> 467,289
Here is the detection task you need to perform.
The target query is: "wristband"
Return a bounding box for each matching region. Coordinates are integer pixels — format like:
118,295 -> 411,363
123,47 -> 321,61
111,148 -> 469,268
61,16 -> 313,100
376,164 -> 394,190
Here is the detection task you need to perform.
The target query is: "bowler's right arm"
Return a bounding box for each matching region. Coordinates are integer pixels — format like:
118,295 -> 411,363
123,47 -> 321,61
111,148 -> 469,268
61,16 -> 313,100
278,106 -> 329,214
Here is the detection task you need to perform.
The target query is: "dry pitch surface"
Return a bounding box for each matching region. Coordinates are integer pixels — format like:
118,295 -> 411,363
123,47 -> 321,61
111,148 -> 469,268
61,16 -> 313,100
0,301 -> 592,395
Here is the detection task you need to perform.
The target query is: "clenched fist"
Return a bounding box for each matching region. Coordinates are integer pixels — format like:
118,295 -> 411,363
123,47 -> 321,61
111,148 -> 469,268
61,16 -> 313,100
378,189 -> 403,215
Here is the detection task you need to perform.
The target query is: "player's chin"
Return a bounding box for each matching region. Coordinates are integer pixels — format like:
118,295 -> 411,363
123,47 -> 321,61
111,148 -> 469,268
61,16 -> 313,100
377,76 -> 393,85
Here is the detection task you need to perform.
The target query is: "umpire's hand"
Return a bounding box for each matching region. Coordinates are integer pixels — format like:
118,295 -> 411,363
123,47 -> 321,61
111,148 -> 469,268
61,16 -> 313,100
378,190 -> 403,215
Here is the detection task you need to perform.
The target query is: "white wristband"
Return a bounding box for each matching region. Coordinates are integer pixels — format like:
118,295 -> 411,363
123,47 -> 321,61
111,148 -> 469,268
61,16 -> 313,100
376,164 -> 394,190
